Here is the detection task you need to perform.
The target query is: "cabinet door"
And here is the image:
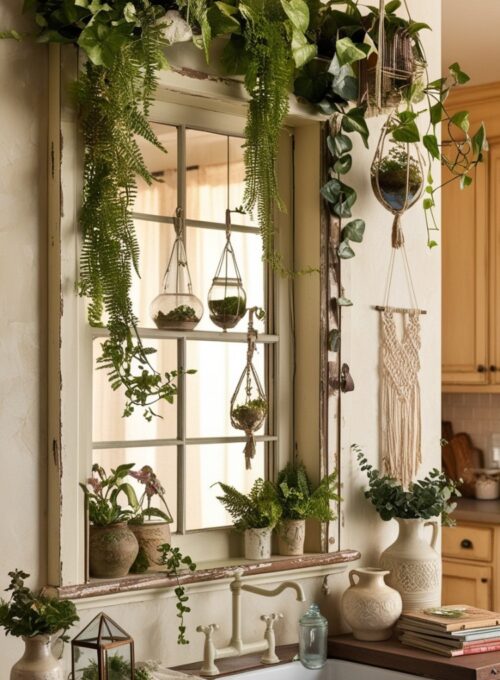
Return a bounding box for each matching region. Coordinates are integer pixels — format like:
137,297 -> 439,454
442,560 -> 491,609
490,145 -> 500,383
442,161 -> 489,385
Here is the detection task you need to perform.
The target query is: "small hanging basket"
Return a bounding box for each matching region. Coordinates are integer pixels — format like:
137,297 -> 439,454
208,210 -> 247,331
230,308 -> 267,470
371,116 -> 424,247
359,0 -> 422,117
150,207 -> 204,330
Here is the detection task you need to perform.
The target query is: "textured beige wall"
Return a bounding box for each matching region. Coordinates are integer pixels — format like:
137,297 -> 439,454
0,0 -> 48,670
0,0 -> 441,673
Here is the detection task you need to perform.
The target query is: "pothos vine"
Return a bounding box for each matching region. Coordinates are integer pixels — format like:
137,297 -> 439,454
2,0 -> 486,418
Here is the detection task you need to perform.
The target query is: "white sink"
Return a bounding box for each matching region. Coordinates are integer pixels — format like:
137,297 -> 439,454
235,659 -> 424,680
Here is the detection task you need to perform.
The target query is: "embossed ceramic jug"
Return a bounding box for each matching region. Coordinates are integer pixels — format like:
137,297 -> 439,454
380,518 -> 440,611
341,568 -> 402,641
11,635 -> 64,680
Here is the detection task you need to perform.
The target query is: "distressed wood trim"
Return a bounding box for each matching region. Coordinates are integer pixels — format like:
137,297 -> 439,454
51,550 -> 360,601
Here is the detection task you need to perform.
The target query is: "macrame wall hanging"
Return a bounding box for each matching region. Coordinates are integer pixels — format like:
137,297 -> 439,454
230,307 -> 267,469
372,117 -> 426,488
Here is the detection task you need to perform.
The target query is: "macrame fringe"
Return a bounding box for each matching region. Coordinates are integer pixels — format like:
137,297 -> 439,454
391,214 -> 404,249
244,431 -> 256,470
380,311 -> 422,488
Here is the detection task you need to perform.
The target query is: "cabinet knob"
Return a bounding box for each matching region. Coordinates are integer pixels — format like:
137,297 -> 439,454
481,578 -> 488,583
478,365 -> 486,373
491,365 -> 498,372
461,538 -> 473,549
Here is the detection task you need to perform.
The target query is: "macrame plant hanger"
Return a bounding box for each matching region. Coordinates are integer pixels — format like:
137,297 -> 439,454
230,307 -> 267,470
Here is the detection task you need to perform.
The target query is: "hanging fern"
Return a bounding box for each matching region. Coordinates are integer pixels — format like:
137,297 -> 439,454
74,4 -> 183,421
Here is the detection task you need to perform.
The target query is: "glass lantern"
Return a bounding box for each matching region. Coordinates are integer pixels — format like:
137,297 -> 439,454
150,207 -> 203,331
71,612 -> 135,679
208,210 -> 247,331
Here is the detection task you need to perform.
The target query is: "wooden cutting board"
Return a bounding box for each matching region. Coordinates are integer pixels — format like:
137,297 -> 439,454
442,432 -> 484,498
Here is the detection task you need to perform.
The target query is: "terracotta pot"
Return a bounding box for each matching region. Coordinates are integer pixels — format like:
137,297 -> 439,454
129,520 -> 172,569
379,518 -> 440,611
244,527 -> 272,560
89,522 -> 139,578
341,568 -> 402,641
11,635 -> 64,680
278,519 -> 306,556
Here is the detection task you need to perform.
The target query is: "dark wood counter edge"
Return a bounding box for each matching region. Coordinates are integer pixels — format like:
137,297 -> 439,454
328,635 -> 500,680
173,644 -> 299,677
51,550 -> 360,600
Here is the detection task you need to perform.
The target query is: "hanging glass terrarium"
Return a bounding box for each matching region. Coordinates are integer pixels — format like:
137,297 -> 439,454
208,209 -> 247,331
150,207 -> 203,331
371,116 -> 424,247
230,307 -> 267,469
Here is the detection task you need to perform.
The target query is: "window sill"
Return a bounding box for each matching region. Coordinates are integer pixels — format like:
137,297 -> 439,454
52,550 -> 360,603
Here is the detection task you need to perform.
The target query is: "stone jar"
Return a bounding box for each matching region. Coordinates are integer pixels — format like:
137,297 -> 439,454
11,635 -> 64,680
244,527 -> 272,560
380,518 -> 440,611
341,568 -> 403,641
278,519 -> 306,556
89,522 -> 139,578
129,520 -> 172,569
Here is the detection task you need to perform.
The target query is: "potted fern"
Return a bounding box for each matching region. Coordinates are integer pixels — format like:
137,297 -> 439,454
276,463 -> 340,556
215,479 -> 281,560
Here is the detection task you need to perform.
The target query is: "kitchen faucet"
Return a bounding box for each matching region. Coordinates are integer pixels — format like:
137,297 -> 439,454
197,568 -> 306,676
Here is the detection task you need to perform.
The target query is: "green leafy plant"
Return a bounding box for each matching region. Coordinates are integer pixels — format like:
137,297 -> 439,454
0,570 -> 78,641
276,461 -> 340,522
159,544 -> 196,645
231,397 -> 267,431
372,144 -> 423,211
215,478 -> 282,530
129,464 -> 174,524
155,305 -> 199,327
79,654 -> 153,680
80,463 -> 139,527
208,296 -> 247,320
354,445 -> 461,527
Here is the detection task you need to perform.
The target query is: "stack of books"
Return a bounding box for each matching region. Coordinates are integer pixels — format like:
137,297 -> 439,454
397,606 -> 500,657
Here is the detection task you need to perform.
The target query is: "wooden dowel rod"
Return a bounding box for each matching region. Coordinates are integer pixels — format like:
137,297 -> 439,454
373,305 -> 427,315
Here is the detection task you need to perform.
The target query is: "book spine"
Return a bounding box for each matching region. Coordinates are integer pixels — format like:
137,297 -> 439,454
462,642 -> 500,655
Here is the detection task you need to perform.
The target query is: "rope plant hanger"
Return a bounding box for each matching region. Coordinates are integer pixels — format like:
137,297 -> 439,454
230,307 -> 267,470
359,0 -> 419,116
372,115 -> 426,488
208,209 -> 247,331
150,207 -> 203,330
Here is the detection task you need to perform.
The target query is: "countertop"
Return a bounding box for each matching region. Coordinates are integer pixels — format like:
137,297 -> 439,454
452,497 -> 500,524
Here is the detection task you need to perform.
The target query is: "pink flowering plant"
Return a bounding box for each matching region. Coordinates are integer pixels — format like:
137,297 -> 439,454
80,463 -> 139,527
129,465 -> 173,524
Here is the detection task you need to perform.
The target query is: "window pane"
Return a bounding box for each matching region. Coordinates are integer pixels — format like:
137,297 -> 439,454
186,227 -> 265,332
92,339 -> 178,442
186,341 -> 265,438
93,446 -> 178,532
134,123 -> 178,217
186,129 -> 256,227
131,219 -> 176,328
186,443 -> 265,530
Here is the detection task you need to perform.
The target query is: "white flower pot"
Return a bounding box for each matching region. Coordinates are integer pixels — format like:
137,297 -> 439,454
278,519 -> 306,556
380,518 -> 441,611
11,635 -> 64,680
341,568 -> 402,641
244,527 -> 272,560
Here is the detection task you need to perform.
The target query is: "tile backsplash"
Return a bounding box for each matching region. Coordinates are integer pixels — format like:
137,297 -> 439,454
442,393 -> 500,464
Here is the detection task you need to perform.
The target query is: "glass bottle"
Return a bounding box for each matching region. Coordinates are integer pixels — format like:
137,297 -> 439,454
299,603 -> 328,670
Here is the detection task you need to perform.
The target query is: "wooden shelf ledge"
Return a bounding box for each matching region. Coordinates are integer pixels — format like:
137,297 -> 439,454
51,550 -> 360,601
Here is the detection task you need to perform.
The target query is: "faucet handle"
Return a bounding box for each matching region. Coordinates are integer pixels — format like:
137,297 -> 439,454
197,624 -> 220,677
260,613 -> 283,626
260,614 -> 283,665
197,623 -> 220,636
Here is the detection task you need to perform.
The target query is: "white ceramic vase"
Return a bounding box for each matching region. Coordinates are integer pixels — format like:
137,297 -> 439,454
379,518 -> 441,611
278,519 -> 306,556
11,635 -> 64,680
341,568 -> 402,641
244,527 -> 272,560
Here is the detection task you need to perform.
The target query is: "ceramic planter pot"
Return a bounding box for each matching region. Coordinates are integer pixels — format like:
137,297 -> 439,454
379,518 -> 441,611
278,519 -> 306,556
244,527 -> 272,560
129,520 -> 172,569
89,522 -> 139,578
11,635 -> 64,680
341,568 -> 402,641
